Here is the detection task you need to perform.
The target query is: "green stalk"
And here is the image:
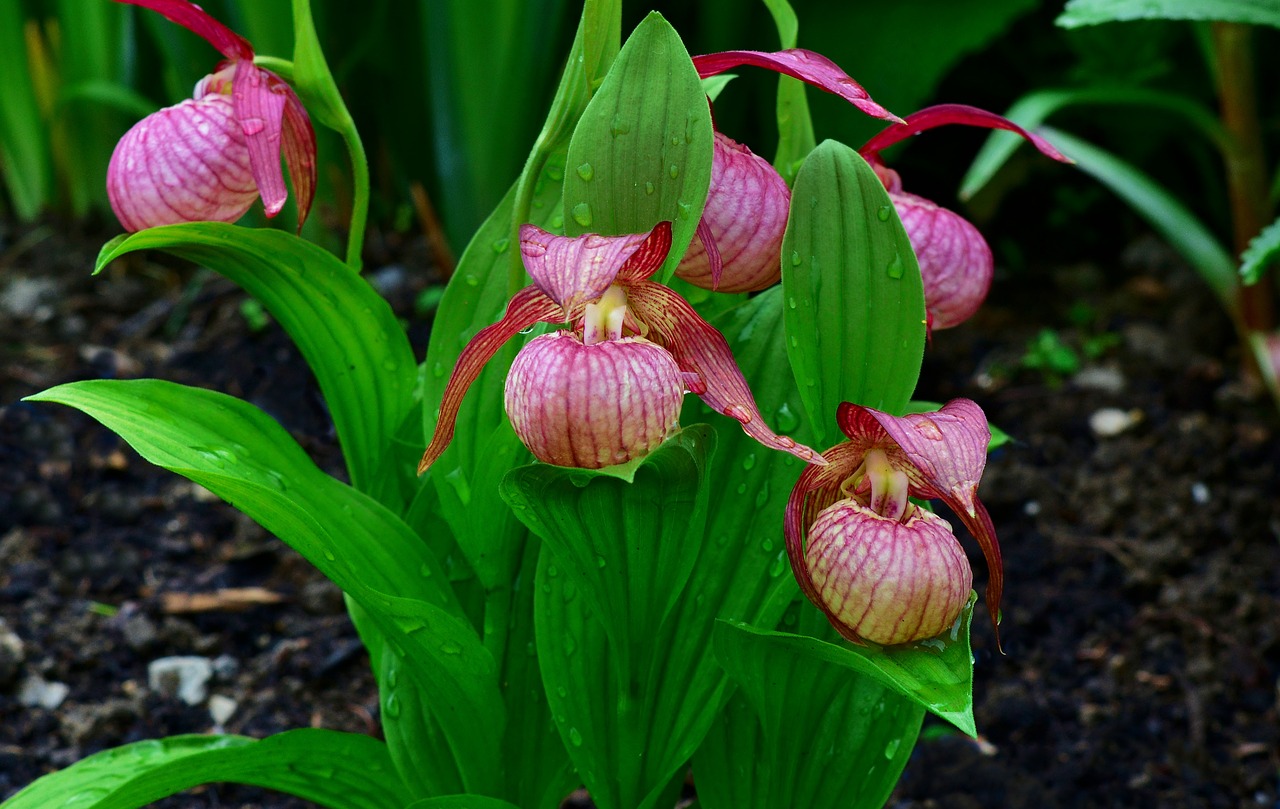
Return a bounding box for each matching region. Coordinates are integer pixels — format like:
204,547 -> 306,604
1210,22 -> 1274,336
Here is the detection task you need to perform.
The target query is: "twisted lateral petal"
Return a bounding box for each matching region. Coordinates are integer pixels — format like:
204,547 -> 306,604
860,103 -> 1071,163
279,78 -> 318,229
107,95 -> 258,232
231,65 -> 289,218
806,502 -> 972,645
626,280 -> 823,464
505,333 -> 685,468
519,222 -> 672,315
676,133 -> 790,292
692,49 -> 902,124
892,191 -> 992,330
418,287 -> 563,474
115,0 -> 253,61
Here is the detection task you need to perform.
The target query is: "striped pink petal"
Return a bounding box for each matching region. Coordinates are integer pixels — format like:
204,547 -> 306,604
676,133 -> 790,292
504,333 -> 685,468
692,49 -> 901,124
892,191 -> 993,330
107,95 -> 258,231
806,501 -> 972,645
115,0 -> 253,61
626,280 -> 823,465
859,103 -> 1071,163
278,75 -> 317,229
519,222 -> 672,317
418,286 -> 563,474
231,64 -> 288,218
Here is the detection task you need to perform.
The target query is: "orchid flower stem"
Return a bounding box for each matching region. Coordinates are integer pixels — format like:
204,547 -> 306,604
254,55 -> 369,272
1210,23 -> 1275,338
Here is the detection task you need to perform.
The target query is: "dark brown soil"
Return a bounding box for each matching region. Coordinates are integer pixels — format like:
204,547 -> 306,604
2,220 -> 1278,808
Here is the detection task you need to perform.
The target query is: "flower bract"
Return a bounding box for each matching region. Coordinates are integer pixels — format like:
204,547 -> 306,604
107,0 -> 316,232
419,222 -> 824,473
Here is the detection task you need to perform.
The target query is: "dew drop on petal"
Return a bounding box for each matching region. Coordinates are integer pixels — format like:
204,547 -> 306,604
240,117 -> 265,136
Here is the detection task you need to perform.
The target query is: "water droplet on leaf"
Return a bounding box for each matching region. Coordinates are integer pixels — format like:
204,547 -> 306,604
576,163 -> 594,181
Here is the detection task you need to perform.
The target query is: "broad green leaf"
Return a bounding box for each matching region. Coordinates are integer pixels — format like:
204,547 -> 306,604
782,140 -> 925,444
503,426 -> 712,687
1,730 -> 409,809
959,87 -> 1227,201
1058,0 -> 1280,28
96,225 -> 417,505
1241,216 -> 1280,284
562,12 -> 714,282
1038,127 -> 1239,318
0,1 -> 51,220
26,380 -> 504,795
496,538 -> 578,809
54,80 -> 158,119
761,0 -> 816,184
695,631 -> 921,809
713,592 -> 978,736
509,428 -> 714,809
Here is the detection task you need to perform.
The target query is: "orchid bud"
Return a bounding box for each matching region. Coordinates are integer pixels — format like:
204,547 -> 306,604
891,190 -> 993,331
504,332 -> 685,469
107,1 -> 317,233
675,133 -> 791,293
805,500 -> 972,646
108,94 -> 259,231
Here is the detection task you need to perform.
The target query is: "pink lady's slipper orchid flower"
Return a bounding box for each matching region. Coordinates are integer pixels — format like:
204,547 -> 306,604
107,0 -> 316,232
859,104 -> 1071,330
418,222 -> 823,473
679,50 -> 903,292
785,399 -> 1002,647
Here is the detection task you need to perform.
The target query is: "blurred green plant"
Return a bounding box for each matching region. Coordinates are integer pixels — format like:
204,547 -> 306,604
962,0 -> 1280,402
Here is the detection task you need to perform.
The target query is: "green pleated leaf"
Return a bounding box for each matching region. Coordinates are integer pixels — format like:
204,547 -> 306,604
1,730 -> 409,809
25,380 -> 504,796
506,428 -> 714,809
1058,0 -> 1280,28
958,87 -> 1226,202
694,638 -> 921,809
502,426 -> 712,686
713,592 -> 978,737
562,12 -> 714,282
95,225 -> 417,505
1241,216 -> 1280,285
1038,127 -> 1239,318
782,140 -> 925,443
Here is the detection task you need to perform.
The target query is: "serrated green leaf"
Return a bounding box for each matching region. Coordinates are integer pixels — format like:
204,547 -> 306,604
1038,127 -> 1239,318
562,12 -> 714,283
782,140 -> 925,444
959,88 -> 1227,202
1241,216 -> 1280,285
1058,0 -> 1280,28
714,592 -> 978,736
25,380 -> 504,795
1,731 -> 409,809
95,225 -> 416,505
